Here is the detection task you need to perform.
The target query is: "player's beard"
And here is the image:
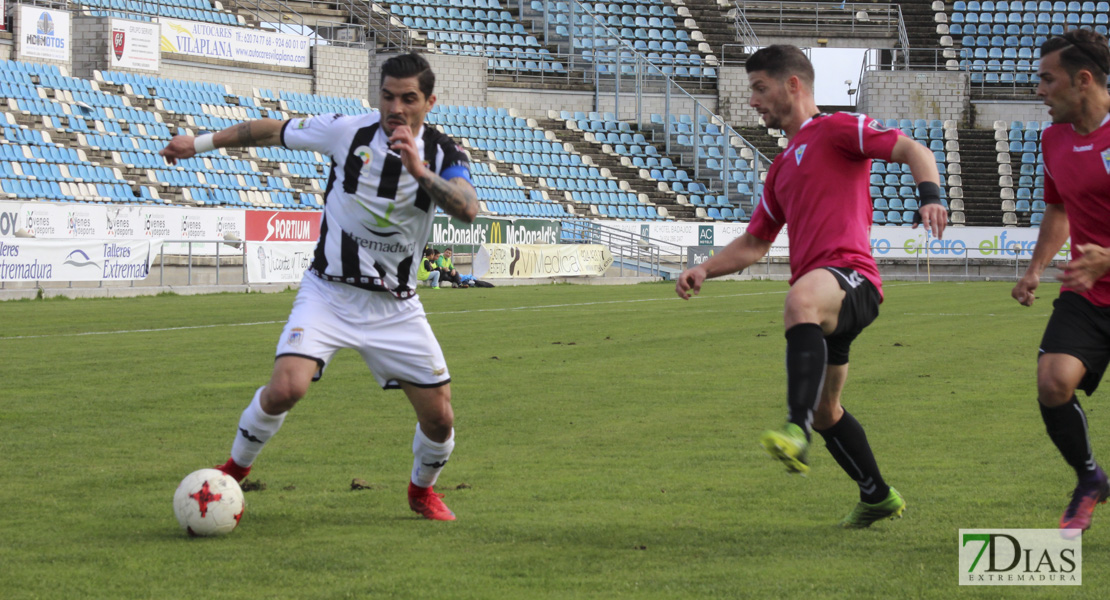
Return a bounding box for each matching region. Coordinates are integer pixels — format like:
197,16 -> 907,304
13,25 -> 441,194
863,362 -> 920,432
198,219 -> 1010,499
763,109 -> 784,130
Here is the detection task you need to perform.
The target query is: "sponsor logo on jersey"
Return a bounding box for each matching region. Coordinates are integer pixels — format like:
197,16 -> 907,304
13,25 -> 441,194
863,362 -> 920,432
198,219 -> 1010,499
353,144 -> 372,165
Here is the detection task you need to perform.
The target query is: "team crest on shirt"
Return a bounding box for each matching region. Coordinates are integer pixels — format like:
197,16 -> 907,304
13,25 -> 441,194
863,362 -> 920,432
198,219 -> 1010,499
288,327 -> 304,347
794,144 -> 807,165
1101,148 -> 1110,174
868,120 -> 891,132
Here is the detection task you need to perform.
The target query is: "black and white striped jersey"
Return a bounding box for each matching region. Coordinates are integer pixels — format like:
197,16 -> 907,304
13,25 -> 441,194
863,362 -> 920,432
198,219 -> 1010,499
281,112 -> 470,299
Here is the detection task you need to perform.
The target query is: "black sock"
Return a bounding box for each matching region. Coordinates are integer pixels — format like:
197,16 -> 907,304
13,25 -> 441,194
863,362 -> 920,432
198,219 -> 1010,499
817,410 -> 890,504
1040,396 -> 1098,482
785,323 -> 827,439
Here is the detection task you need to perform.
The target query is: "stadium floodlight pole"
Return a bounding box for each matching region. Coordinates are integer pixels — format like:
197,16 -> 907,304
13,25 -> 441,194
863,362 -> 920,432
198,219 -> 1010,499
664,78 -> 671,155
636,55 -> 642,127
594,61 -> 600,110
693,102 -> 700,181
615,49 -> 621,121
722,129 -> 730,198
568,11 -> 576,71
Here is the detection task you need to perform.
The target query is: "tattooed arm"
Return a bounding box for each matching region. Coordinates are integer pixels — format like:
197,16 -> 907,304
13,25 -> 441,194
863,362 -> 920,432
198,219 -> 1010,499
387,124 -> 479,223
417,171 -> 479,223
159,119 -> 286,165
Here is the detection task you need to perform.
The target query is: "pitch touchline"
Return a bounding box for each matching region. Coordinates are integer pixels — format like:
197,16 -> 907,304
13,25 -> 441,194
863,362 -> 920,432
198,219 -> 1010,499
0,320 -> 286,341
0,289 -> 789,340
0,282 -> 969,341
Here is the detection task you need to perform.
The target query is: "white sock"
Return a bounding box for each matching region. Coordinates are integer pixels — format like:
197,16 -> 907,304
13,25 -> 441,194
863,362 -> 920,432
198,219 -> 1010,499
230,387 -> 287,468
411,423 -> 455,488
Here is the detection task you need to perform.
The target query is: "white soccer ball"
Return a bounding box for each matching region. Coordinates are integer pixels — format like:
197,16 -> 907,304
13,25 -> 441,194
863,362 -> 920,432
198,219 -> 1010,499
173,468 -> 245,537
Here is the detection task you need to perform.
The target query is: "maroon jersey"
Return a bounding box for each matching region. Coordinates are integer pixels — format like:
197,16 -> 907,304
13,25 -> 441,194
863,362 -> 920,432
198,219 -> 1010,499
1042,116 -> 1110,307
747,112 -> 904,299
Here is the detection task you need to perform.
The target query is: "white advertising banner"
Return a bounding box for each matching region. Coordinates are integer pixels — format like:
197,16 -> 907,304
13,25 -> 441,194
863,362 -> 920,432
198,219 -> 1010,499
160,18 -> 310,68
605,221 -> 1069,260
110,18 -> 160,72
479,244 -> 613,278
0,202 -> 247,256
245,241 -> 314,283
867,225 -> 1069,260
19,6 -> 70,62
0,201 -> 24,236
20,201 -> 109,238
0,238 -> 162,281
141,205 -> 245,254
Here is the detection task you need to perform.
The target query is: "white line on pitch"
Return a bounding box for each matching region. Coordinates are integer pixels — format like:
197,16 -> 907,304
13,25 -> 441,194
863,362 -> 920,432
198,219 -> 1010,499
0,320 -> 285,341
0,282 -> 953,341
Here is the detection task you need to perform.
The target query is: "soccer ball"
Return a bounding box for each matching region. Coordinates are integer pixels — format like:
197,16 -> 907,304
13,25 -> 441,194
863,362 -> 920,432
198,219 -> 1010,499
173,468 -> 244,537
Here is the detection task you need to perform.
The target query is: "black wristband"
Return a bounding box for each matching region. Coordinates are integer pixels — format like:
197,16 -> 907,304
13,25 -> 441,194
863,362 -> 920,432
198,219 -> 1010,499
913,182 -> 943,226
917,181 -> 942,207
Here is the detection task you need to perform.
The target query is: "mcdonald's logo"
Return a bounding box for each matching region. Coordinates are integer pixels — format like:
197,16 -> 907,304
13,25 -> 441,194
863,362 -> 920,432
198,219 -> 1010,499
490,221 -> 504,244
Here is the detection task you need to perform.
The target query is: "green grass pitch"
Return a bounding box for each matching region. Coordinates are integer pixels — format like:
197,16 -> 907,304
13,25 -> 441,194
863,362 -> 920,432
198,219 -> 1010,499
1,280 -> 1104,598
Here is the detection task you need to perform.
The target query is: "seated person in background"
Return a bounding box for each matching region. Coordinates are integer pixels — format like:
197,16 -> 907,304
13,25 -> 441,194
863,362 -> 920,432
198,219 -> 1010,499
436,247 -> 464,288
418,247 -> 441,289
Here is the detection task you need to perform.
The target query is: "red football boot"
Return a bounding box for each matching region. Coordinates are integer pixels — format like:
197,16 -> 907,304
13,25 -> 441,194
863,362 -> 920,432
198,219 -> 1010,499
215,458 -> 251,483
408,482 -> 456,521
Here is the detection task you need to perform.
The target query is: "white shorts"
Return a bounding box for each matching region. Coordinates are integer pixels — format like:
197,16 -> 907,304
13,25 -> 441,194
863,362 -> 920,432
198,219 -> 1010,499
275,273 -> 450,390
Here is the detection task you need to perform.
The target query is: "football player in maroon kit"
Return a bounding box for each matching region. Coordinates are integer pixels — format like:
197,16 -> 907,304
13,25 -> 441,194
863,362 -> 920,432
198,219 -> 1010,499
1013,29 -> 1110,537
676,44 -> 946,528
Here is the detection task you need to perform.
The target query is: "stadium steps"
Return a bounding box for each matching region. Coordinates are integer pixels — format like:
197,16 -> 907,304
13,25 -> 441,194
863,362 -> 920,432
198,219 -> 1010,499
734,126 -> 783,162
534,117 -> 695,219
466,148 -> 590,218
682,0 -> 745,62
478,158 -> 584,217
7,110 -> 111,170
902,0 -> 950,68
223,0 -> 349,30
635,121 -> 769,216
954,128 -> 1004,226
973,83 -> 1039,102
76,84 -> 314,207
732,1 -> 902,42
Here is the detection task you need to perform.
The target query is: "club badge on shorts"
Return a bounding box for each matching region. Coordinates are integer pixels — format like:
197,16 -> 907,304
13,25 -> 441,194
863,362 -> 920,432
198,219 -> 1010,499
288,327 -> 304,347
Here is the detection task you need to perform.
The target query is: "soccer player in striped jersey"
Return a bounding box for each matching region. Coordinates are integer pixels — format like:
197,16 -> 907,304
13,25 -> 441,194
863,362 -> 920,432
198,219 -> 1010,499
1013,29 -> 1110,537
160,53 -> 477,521
675,45 -> 947,528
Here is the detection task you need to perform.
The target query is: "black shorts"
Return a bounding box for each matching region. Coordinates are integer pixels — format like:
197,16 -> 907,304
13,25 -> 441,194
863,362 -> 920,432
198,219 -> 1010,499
1040,291 -> 1110,396
823,267 -> 881,365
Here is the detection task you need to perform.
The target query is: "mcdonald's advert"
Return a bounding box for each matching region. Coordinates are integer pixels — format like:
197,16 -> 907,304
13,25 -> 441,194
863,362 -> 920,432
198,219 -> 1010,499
430,216 -> 560,253
479,244 -> 612,278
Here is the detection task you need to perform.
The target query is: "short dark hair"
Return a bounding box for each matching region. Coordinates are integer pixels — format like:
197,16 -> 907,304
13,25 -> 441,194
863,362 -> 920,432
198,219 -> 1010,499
745,45 -> 815,90
381,52 -> 435,99
1041,29 -> 1110,86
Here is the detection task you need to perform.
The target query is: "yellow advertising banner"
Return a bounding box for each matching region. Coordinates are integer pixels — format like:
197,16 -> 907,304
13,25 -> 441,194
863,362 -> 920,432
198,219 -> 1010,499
479,244 -> 613,279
